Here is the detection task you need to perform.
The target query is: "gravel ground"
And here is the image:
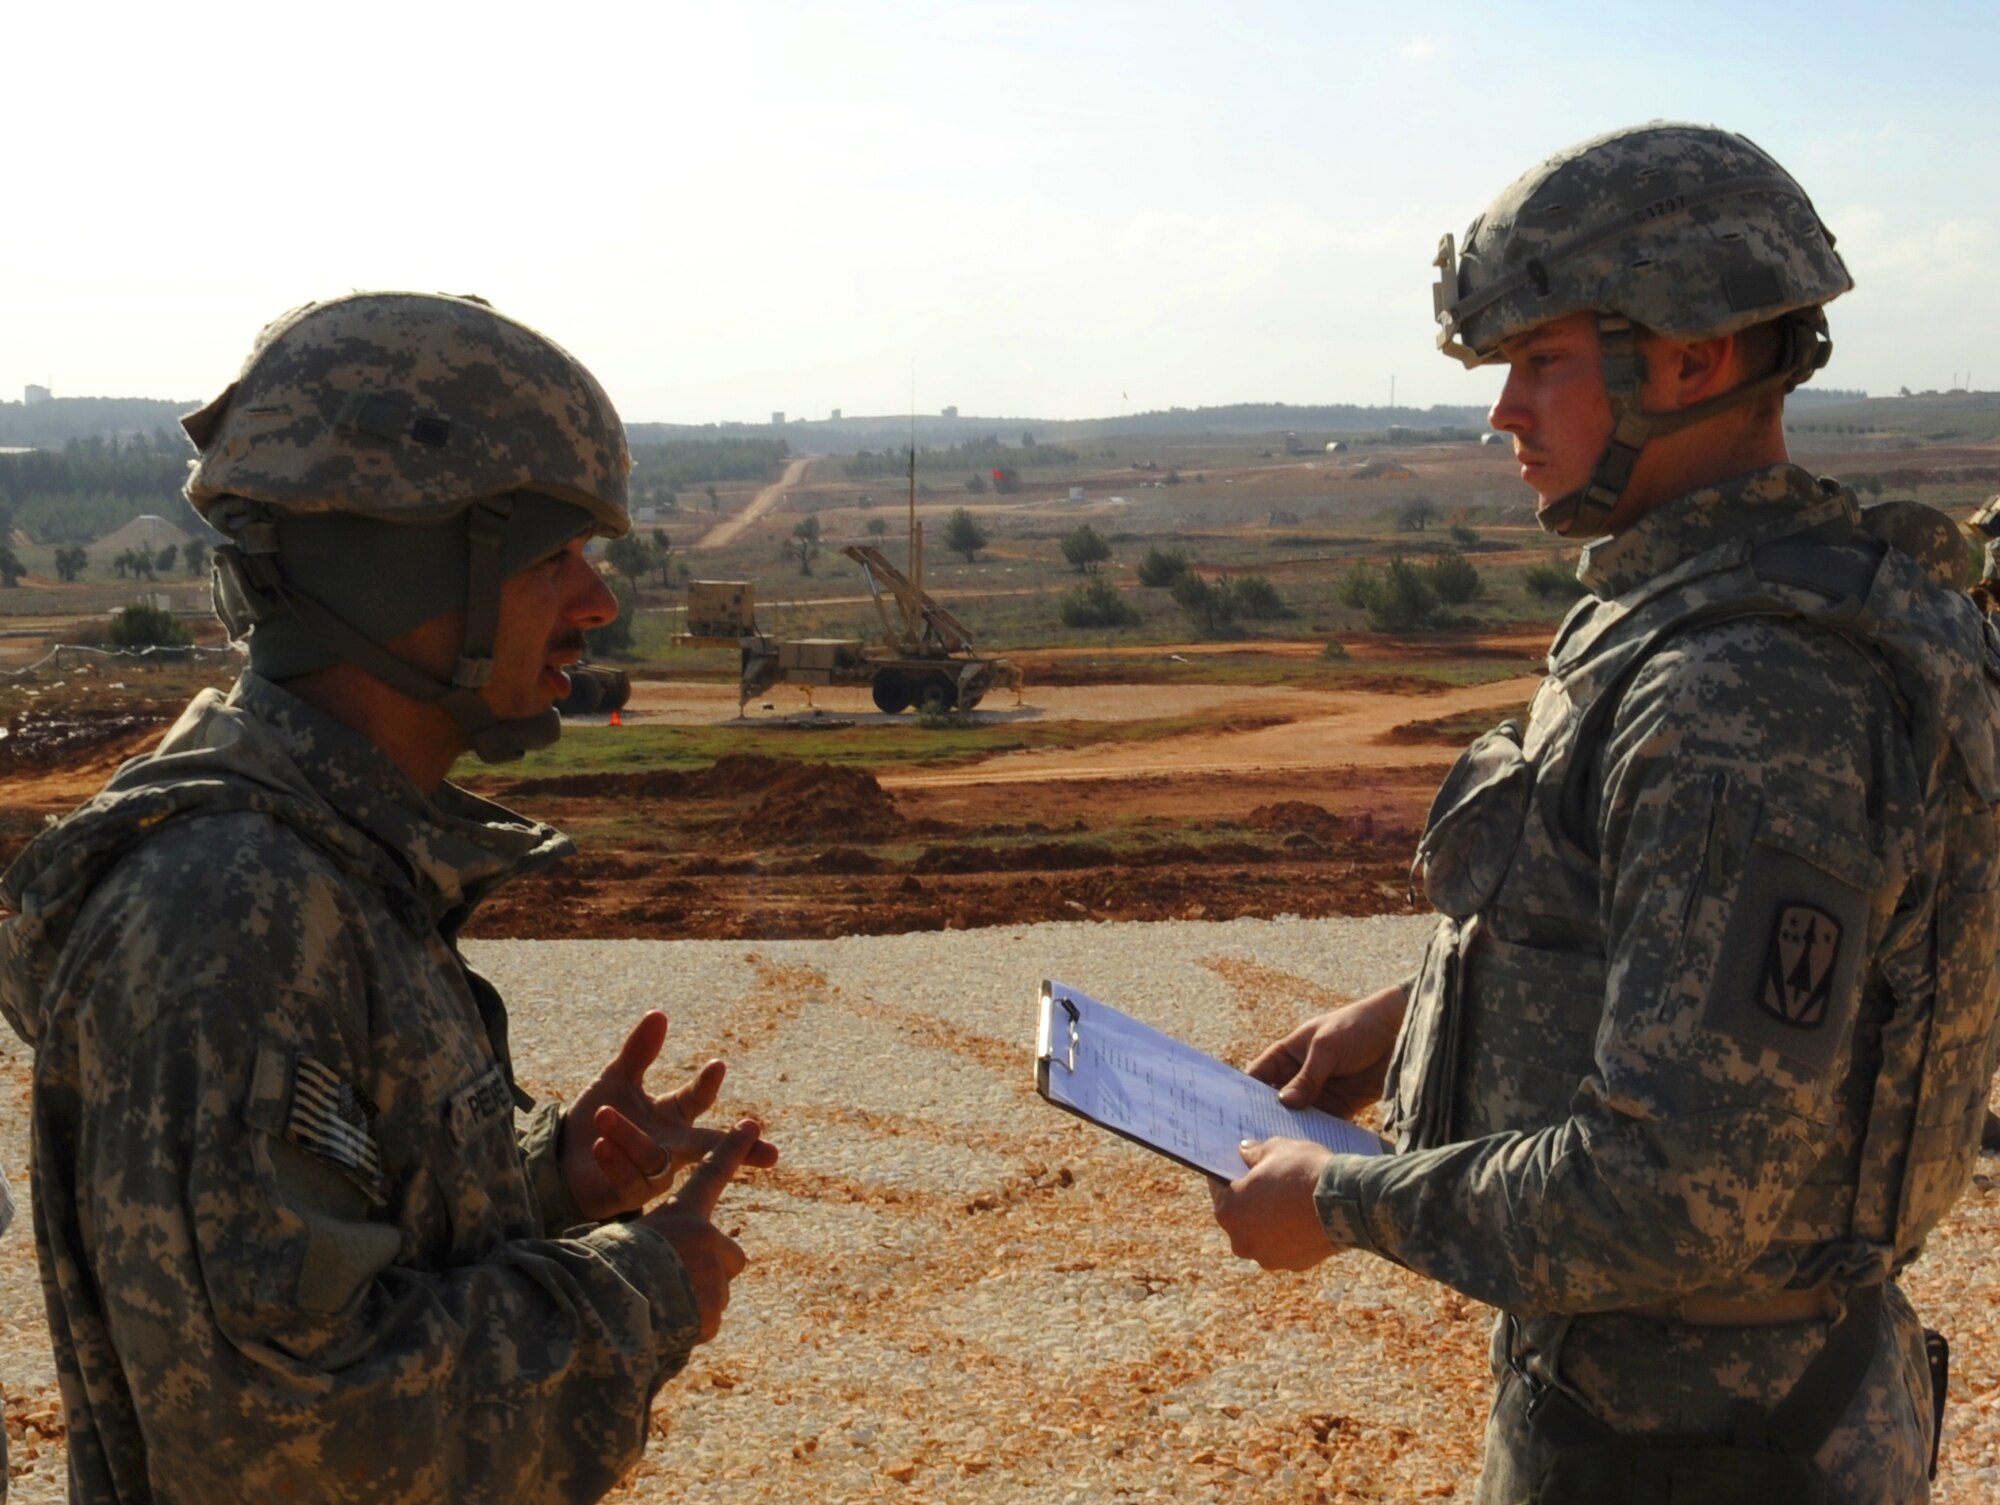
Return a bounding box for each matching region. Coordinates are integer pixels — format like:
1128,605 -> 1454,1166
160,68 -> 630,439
3,915 -> 1996,1502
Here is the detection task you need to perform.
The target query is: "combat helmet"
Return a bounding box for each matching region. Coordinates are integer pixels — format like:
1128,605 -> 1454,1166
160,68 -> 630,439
1432,123 -> 1853,536
182,291 -> 632,762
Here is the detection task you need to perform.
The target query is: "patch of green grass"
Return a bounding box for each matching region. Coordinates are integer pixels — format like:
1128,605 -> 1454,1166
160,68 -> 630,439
452,708 -> 1271,786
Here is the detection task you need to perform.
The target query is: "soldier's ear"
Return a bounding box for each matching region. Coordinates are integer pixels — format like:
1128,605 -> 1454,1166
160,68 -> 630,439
1645,333 -> 1735,412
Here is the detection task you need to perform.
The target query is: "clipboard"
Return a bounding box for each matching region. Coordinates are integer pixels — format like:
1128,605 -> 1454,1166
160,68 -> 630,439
1034,979 -> 1385,1181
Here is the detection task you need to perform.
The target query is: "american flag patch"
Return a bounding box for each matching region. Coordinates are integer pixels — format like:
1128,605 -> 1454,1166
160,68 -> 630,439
287,1056 -> 384,1184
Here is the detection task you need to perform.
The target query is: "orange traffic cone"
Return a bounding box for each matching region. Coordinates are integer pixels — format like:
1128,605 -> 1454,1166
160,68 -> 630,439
609,709 -> 623,727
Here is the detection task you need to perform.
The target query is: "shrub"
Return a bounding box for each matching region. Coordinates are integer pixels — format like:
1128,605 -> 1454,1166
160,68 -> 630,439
106,603 -> 192,648
1060,523 -> 1111,574
1449,524 -> 1480,547
1136,546 -> 1191,587
1228,573 -> 1288,619
1171,571 -> 1237,634
1319,638 -> 1350,662
1059,576 -> 1141,628
1366,557 -> 1439,631
1428,551 -> 1482,605
1338,561 -> 1380,609
941,507 -> 989,562
1523,559 -> 1586,599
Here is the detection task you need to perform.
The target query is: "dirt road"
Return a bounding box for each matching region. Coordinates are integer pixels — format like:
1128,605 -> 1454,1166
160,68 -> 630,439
694,457 -> 813,550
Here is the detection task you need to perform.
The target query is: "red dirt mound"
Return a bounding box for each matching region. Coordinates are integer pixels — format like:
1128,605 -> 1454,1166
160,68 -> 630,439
735,761 -> 903,846
1242,801 -> 1344,844
0,712 -> 166,776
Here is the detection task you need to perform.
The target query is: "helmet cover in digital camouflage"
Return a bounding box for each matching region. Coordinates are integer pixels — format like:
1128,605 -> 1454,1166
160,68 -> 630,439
183,291 -> 631,535
1432,123 -> 1853,536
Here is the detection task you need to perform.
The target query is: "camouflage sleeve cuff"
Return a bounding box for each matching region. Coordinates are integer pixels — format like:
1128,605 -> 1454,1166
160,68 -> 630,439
585,1221 -> 705,1380
518,1098 -> 588,1236
1314,1154 -> 1391,1259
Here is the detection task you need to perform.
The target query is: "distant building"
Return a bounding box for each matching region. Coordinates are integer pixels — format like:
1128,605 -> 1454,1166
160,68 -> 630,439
24,384 -> 51,405
1283,431 -> 1305,455
829,408 -> 842,421
772,411 -> 785,426
940,405 -> 959,419
95,513 -> 194,554
1479,432 -> 1509,447
1067,485 -> 1086,503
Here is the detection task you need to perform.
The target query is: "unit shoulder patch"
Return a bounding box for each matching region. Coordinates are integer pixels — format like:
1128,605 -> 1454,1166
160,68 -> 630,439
1757,903 -> 1843,1029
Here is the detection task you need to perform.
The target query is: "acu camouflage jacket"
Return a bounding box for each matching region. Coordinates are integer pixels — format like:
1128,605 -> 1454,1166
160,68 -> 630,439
1315,465 -> 2000,1317
0,675 -> 702,1505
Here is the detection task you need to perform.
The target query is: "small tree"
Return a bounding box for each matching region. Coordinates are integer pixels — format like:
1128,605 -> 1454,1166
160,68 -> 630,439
1059,576 -> 1142,628
990,467 -> 1021,495
1228,574 -> 1287,619
1338,561 -> 1380,609
106,603 -> 192,648
705,484 -> 720,513
605,533 -> 655,589
1163,467 -> 1182,485
156,543 -> 179,573
941,507 -> 990,562
650,527 -> 674,587
1060,523 -> 1112,575
54,545 -> 88,582
866,517 -> 889,537
1136,546 -> 1191,587
1523,559 -> 1586,599
1396,498 -> 1437,532
0,546 -> 24,587
1367,557 -> 1439,631
185,544 -> 207,576
788,514 -> 822,575
1171,571 -> 1237,634
1449,524 -> 1480,547
1428,551 -> 1482,605
964,471 -> 988,495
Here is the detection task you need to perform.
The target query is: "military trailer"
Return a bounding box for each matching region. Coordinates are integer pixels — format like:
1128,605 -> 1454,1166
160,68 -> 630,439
674,551 -> 1019,715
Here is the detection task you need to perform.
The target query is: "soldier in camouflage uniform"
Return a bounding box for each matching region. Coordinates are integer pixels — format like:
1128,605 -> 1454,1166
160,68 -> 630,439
1211,125 -> 2000,1502
0,293 -> 778,1504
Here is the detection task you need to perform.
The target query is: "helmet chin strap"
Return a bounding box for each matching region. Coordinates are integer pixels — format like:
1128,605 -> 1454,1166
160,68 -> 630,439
212,494 -> 565,765
1536,311 -> 1833,539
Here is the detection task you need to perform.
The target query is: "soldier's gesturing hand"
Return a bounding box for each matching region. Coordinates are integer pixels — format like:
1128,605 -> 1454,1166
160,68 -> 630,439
1244,983 -> 1408,1120
640,1119 -> 761,1342
564,1010 -> 779,1221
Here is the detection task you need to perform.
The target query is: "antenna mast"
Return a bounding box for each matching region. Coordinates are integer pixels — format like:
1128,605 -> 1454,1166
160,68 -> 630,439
908,363 -> 922,590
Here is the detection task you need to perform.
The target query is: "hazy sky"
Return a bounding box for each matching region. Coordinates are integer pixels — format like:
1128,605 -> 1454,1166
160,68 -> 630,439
6,1 -> 1996,425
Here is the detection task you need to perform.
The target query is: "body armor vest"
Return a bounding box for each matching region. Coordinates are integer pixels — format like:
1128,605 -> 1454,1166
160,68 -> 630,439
1384,484 -> 2000,1281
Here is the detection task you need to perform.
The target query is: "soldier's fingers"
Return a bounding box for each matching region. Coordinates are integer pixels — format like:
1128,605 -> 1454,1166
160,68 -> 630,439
717,1229 -> 747,1279
1244,1041 -> 1300,1087
594,1105 -> 671,1178
673,1121 -> 782,1170
1282,1021 -> 1358,1105
653,1058 -> 726,1125
609,1011 -> 670,1085
591,1133 -> 657,1198
671,1119 -> 763,1220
